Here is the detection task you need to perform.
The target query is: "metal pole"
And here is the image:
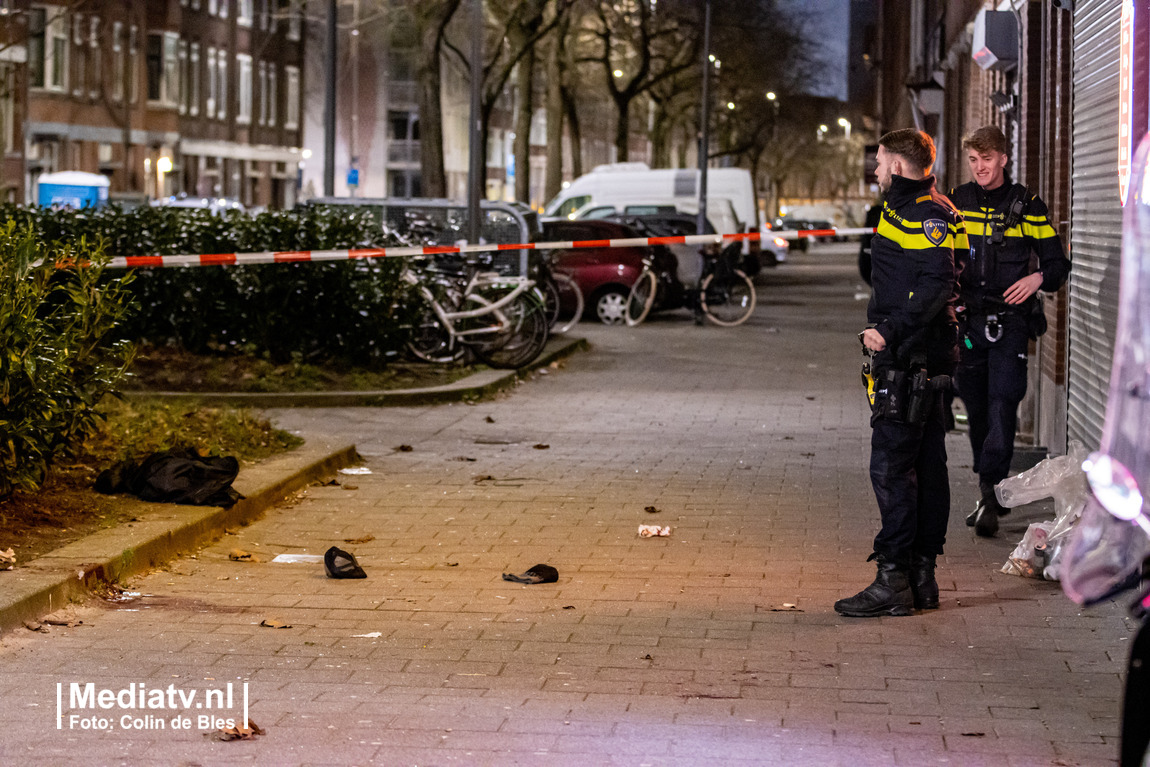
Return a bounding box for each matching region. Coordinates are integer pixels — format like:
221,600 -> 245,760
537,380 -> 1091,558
467,0 -> 483,244
696,0 -> 712,236
323,0 -> 337,196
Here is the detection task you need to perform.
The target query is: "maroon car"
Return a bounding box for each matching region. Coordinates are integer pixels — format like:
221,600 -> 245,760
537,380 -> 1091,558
541,219 -> 650,325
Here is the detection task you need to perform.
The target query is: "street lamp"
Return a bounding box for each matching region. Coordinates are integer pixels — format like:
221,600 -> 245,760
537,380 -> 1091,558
837,117 -> 852,140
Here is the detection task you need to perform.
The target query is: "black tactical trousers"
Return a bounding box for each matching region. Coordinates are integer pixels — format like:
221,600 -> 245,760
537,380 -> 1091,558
869,393 -> 951,563
955,316 -> 1029,490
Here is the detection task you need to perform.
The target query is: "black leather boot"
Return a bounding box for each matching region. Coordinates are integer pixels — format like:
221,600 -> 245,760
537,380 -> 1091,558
834,556 -> 914,617
909,552 -> 939,610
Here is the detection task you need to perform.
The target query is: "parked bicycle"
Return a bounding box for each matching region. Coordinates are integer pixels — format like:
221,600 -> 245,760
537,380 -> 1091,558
530,250 -> 584,335
404,253 -> 549,369
624,242 -> 756,327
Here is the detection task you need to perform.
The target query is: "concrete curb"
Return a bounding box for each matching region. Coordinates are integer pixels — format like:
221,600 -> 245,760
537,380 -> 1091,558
0,439 -> 358,637
124,335 -> 590,408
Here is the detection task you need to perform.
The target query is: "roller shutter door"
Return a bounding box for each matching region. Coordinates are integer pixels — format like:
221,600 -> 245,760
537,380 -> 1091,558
1067,2 -> 1123,448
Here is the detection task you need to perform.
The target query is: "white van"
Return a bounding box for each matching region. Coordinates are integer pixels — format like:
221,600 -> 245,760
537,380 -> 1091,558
543,164 -> 759,233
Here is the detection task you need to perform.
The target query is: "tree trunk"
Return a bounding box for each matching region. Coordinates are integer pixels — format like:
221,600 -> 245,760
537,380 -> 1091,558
543,33 -> 564,202
413,1 -> 459,198
650,100 -> 671,168
513,47 -> 534,204
613,97 -> 629,162
562,83 -> 582,178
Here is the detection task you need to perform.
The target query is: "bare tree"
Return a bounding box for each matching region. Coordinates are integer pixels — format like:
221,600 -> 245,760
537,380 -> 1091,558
584,0 -> 700,162
412,0 -> 462,197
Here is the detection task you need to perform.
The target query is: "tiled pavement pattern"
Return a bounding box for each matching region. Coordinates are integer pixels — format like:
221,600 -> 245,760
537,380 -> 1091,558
0,244 -> 1134,766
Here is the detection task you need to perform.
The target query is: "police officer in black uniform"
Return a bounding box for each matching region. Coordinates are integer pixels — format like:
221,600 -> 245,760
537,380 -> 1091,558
835,129 -> 961,618
949,126 -> 1071,538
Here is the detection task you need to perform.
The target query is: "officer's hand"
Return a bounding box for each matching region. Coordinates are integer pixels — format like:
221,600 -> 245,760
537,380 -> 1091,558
861,327 -> 886,352
1003,273 -> 1043,305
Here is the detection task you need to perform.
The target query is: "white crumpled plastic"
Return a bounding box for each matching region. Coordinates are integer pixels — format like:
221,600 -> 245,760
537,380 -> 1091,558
997,440 -> 1090,580
637,525 -> 671,538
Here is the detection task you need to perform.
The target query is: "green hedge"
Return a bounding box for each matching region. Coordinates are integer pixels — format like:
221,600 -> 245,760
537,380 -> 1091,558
0,204 -> 412,366
0,222 -> 135,497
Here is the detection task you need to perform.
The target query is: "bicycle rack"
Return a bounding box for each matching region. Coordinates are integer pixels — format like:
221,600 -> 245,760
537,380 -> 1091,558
305,197 -> 537,276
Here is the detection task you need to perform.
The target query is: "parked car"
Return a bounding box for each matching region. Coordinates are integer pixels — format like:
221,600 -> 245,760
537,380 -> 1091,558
602,211 -> 784,280
540,219 -> 653,325
772,216 -> 838,251
151,194 -> 246,214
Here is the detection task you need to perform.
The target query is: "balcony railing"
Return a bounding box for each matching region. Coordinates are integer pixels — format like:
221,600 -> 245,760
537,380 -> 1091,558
388,140 -> 420,164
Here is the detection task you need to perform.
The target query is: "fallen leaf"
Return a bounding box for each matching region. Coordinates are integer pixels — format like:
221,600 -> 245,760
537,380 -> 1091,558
644,505 -> 661,514
23,620 -> 46,632
342,484 -> 359,491
229,549 -> 261,563
562,605 -> 575,610
961,732 -> 986,737
208,720 -> 265,741
485,416 -> 496,423
344,534 -> 375,544
260,618 -> 291,629
394,444 -> 413,452
453,456 -> 477,462
42,617 -> 82,627
533,443 -> 550,450
445,562 -> 459,567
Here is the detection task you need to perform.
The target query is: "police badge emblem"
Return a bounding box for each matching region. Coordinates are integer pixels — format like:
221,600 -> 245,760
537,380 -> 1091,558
923,219 -> 947,246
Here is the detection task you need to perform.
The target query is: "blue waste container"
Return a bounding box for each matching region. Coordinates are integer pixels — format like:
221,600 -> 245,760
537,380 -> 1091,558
37,171 -> 110,209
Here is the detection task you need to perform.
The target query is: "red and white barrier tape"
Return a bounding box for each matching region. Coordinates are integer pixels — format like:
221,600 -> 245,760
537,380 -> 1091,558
106,227 -> 876,269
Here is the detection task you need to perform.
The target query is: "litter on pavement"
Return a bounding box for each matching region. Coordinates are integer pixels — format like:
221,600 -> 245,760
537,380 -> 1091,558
324,546 -> 367,578
638,525 -> 672,538
338,466 -> 373,475
501,564 -> 559,584
270,554 -> 324,564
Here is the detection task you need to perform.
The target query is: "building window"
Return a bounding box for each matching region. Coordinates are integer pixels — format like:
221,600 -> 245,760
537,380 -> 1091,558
283,0 -> 300,41
267,65 -> 277,127
190,43 -> 200,117
206,46 -> 217,117
0,66 -> 14,154
257,60 -> 267,126
284,65 -> 299,129
236,53 -> 252,124
258,0 -> 269,30
178,40 -> 189,114
44,8 -> 69,91
111,21 -> 123,101
88,17 -> 100,100
71,14 -> 83,96
238,0 -> 253,27
208,0 -> 218,15
146,34 -> 162,101
218,0 -> 228,19
217,52 -> 227,119
164,33 -> 179,105
128,25 -> 139,103
27,8 -> 45,89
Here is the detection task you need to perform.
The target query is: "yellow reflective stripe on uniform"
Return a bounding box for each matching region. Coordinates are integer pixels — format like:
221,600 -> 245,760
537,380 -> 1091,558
1021,221 -> 1058,239
916,195 -> 931,203
877,216 -> 954,250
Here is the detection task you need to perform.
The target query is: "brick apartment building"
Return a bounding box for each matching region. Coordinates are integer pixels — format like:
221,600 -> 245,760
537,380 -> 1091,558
3,0 -> 304,209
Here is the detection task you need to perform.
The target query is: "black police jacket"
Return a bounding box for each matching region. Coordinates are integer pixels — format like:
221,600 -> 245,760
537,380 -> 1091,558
949,176 -> 1070,307
868,174 -> 960,372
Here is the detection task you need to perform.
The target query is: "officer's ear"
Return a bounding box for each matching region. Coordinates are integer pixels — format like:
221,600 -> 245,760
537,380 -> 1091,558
891,157 -> 903,177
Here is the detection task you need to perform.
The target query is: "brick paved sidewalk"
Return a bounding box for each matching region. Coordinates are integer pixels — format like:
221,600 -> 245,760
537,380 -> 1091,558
0,245 -> 1131,766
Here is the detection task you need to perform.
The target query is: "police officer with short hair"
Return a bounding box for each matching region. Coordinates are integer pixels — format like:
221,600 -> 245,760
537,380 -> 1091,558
950,126 -> 1071,537
835,129 -> 961,618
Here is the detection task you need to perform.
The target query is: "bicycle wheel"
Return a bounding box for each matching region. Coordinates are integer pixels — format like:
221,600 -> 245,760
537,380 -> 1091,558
700,269 -> 756,326
407,305 -> 464,363
550,272 -> 584,335
625,269 -> 657,326
469,291 -> 550,369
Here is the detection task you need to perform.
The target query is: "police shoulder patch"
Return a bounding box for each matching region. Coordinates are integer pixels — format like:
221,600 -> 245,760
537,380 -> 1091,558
922,218 -> 947,246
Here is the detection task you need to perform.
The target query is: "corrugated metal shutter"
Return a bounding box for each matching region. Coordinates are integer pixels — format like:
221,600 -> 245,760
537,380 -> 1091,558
1067,3 -> 1123,449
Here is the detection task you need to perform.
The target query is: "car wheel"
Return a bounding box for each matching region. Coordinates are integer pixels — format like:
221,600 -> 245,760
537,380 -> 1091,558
594,288 -> 629,325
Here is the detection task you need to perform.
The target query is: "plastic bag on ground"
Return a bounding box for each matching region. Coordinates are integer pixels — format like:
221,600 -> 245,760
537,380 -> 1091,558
996,441 -> 1090,580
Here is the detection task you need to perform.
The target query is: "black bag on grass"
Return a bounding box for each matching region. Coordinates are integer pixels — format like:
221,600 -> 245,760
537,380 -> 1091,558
95,447 -> 243,507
